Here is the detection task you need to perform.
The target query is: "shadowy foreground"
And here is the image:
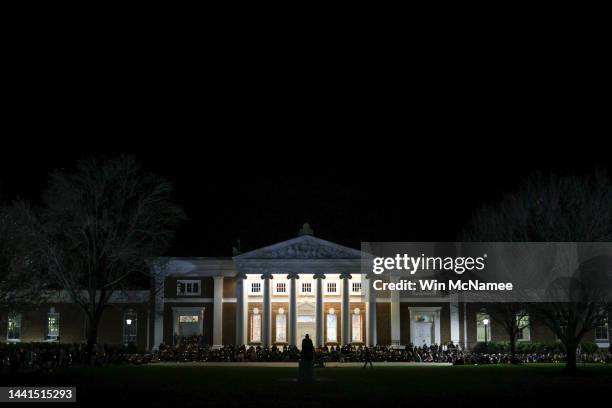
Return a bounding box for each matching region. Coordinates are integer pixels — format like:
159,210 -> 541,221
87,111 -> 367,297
4,364 -> 612,407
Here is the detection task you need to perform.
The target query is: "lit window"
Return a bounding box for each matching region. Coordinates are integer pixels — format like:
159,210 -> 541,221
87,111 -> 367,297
516,314 -> 530,341
177,280 -> 201,296
301,283 -> 312,293
476,312 -> 490,342
595,319 -> 609,341
351,308 -> 362,342
276,283 -> 286,294
327,282 -> 337,293
276,308 -> 287,342
352,282 -> 362,293
7,313 -> 21,342
123,311 -> 138,345
251,282 -> 261,294
47,308 -> 60,341
251,308 -> 261,342
326,308 -> 337,342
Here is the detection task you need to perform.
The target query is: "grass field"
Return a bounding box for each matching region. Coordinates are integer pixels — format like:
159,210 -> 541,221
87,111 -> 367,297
5,364 -> 612,407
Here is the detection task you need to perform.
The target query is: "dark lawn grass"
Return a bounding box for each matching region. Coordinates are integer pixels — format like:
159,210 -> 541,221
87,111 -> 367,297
4,364 -> 612,407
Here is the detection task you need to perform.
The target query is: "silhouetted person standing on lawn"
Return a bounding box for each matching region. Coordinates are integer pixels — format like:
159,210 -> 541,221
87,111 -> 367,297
299,334 -> 315,382
363,347 -> 374,369
301,334 -> 314,360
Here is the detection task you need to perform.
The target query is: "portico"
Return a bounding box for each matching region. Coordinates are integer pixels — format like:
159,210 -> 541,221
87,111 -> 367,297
151,225 -> 465,351
233,230 -> 369,348
234,272 -> 369,348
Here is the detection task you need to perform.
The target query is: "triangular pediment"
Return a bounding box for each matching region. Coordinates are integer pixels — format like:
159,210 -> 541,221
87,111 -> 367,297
234,235 -> 364,260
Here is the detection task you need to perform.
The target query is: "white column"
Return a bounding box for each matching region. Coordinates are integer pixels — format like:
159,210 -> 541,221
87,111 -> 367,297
340,272 -> 351,345
390,275 -> 401,345
463,302 -> 468,350
213,276 -> 224,347
314,273 -> 325,347
434,309 -> 441,345
366,275 -> 377,346
450,294 -> 460,346
235,273 -> 246,346
262,273 -> 273,347
153,270 -> 165,350
146,309 -> 150,351
287,273 -> 299,347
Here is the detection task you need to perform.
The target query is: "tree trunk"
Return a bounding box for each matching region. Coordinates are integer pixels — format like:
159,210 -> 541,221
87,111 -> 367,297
509,336 -> 518,364
564,342 -> 578,374
86,314 -> 101,366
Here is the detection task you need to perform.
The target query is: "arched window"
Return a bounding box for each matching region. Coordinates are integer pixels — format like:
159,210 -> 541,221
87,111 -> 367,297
276,308 -> 287,343
351,308 -> 362,342
326,308 -> 337,342
251,308 -> 261,343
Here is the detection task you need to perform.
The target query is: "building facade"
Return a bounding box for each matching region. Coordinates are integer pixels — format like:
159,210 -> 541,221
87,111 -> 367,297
2,227 -> 610,350
0,292 -> 150,350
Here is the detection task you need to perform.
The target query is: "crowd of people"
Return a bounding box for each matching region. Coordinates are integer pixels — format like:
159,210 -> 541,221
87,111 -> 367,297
3,336 -> 611,373
154,335 -> 612,365
0,343 -> 147,374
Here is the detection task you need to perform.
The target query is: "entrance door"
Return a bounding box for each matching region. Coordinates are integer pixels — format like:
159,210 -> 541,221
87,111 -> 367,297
296,315 -> 315,346
412,322 -> 433,346
296,302 -> 316,347
172,307 -> 204,344
178,315 -> 201,337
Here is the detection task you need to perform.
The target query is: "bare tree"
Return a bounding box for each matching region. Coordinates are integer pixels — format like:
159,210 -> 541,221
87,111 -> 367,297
0,201 -> 46,310
463,171 -> 612,372
39,156 -> 184,356
538,262 -> 611,373
486,304 -> 530,363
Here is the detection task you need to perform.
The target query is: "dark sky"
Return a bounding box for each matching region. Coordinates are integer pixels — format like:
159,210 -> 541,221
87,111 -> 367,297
2,135 -> 610,257
2,37 -> 610,256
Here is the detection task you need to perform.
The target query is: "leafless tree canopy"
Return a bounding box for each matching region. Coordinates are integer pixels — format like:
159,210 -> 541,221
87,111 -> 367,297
0,201 -> 46,309
463,171 -> 612,242
462,171 -> 612,370
39,156 -> 185,347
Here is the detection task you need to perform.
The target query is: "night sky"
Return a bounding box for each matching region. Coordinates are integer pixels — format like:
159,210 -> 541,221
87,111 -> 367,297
2,53 -> 609,257
2,134 -> 610,258
3,11 -> 610,256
